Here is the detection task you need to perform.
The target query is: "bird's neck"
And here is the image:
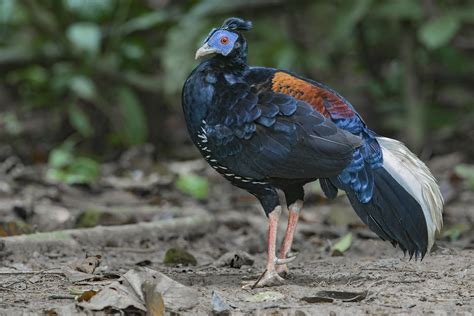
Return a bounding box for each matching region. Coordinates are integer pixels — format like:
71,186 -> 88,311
213,41 -> 249,70
213,54 -> 248,72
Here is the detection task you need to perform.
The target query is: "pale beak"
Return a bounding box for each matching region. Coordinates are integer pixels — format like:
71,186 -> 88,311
195,43 -> 218,59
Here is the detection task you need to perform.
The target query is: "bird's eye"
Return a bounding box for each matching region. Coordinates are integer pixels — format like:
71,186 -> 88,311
220,36 -> 229,45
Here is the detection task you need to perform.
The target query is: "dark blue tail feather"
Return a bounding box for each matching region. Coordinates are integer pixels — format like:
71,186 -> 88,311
325,168 -> 429,259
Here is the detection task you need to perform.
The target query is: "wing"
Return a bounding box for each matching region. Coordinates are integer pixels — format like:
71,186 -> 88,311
202,81 -> 361,181
270,70 -> 383,202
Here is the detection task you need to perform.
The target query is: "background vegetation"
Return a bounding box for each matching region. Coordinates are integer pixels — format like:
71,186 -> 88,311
1,0 -> 473,179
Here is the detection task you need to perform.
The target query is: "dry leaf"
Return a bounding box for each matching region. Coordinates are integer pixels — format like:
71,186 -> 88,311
78,267 -> 199,312
75,255 -> 102,274
302,290 -> 367,304
77,290 -> 97,302
143,281 -> 165,316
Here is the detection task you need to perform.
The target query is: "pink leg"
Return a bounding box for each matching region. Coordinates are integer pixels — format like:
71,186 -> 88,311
243,206 -> 285,288
265,206 -> 280,272
276,200 -> 303,275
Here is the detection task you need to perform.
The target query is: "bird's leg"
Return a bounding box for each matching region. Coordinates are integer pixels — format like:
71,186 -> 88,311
243,206 -> 285,288
276,200 -> 303,276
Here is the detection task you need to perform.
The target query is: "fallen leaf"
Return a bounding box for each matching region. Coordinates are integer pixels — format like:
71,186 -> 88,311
63,267 -> 97,283
143,281 -> 165,316
0,221 -> 32,237
244,291 -> 284,302
63,267 -> 119,283
301,296 -> 333,303
302,290 -> 367,304
77,290 -> 97,302
212,291 -> 231,313
331,233 -> 352,256
74,255 -> 102,274
78,267 -> 199,312
28,274 -> 42,284
136,259 -> 152,266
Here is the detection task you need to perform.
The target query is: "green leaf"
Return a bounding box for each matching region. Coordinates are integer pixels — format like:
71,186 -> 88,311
418,15 -> 461,49
0,0 -> 15,24
372,0 -> 423,20
68,75 -> 96,100
2,112 -> 21,135
121,42 -> 145,60
117,88 -> 147,145
330,0 -> 372,47
76,208 -> 101,228
442,224 -> 470,242
176,174 -> 208,200
23,66 -> 48,85
66,157 -> 100,184
331,233 -> 353,256
48,148 -> 73,169
67,22 -> 101,55
68,105 -> 94,137
120,11 -> 168,35
454,164 -> 474,189
47,142 -> 100,184
63,0 -> 113,19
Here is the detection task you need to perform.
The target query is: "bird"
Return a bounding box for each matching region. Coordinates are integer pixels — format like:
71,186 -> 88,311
182,17 -> 444,288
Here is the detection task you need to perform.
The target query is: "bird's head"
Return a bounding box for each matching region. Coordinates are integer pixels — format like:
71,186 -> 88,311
195,17 -> 252,60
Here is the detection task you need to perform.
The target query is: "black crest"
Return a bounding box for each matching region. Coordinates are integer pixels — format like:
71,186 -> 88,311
221,17 -> 252,31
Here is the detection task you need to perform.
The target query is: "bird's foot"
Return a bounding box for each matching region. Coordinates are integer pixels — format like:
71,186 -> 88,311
274,252 -> 297,276
275,263 -> 289,276
242,269 -> 284,289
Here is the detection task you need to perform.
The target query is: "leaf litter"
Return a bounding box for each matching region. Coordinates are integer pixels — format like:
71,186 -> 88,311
77,267 -> 199,313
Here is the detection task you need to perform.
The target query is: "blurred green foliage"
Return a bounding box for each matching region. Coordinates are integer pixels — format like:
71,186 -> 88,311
176,173 -> 209,200
1,0 -> 473,164
442,223 -> 470,242
331,233 -> 353,256
46,139 -> 100,184
455,164 -> 474,189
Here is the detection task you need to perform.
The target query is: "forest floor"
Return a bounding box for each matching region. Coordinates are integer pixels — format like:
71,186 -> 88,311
0,147 -> 473,315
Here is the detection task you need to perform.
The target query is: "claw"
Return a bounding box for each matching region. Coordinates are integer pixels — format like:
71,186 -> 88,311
241,269 -> 284,289
275,252 -> 298,275
275,256 -> 296,265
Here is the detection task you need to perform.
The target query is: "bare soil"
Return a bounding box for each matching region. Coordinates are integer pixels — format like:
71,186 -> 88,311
0,153 -> 473,315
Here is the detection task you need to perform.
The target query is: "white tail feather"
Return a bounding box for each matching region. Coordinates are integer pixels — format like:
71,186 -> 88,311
377,137 -> 443,252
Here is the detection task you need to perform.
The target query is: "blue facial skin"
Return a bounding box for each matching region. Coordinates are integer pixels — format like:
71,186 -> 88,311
205,30 -> 239,56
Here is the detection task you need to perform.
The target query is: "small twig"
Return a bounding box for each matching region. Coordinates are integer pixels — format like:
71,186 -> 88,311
251,269 -> 268,289
365,279 -> 389,300
391,279 -> 424,284
0,271 -> 65,276
379,304 -> 403,309
359,267 -> 438,274
48,294 -> 75,300
103,246 -> 160,253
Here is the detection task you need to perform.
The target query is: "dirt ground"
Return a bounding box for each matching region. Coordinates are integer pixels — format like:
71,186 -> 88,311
0,151 -> 473,315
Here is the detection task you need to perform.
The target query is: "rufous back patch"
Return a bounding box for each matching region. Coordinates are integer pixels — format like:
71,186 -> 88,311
271,72 -> 354,119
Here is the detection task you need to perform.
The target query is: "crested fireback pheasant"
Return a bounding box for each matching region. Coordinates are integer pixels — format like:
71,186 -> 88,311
182,17 -> 443,288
